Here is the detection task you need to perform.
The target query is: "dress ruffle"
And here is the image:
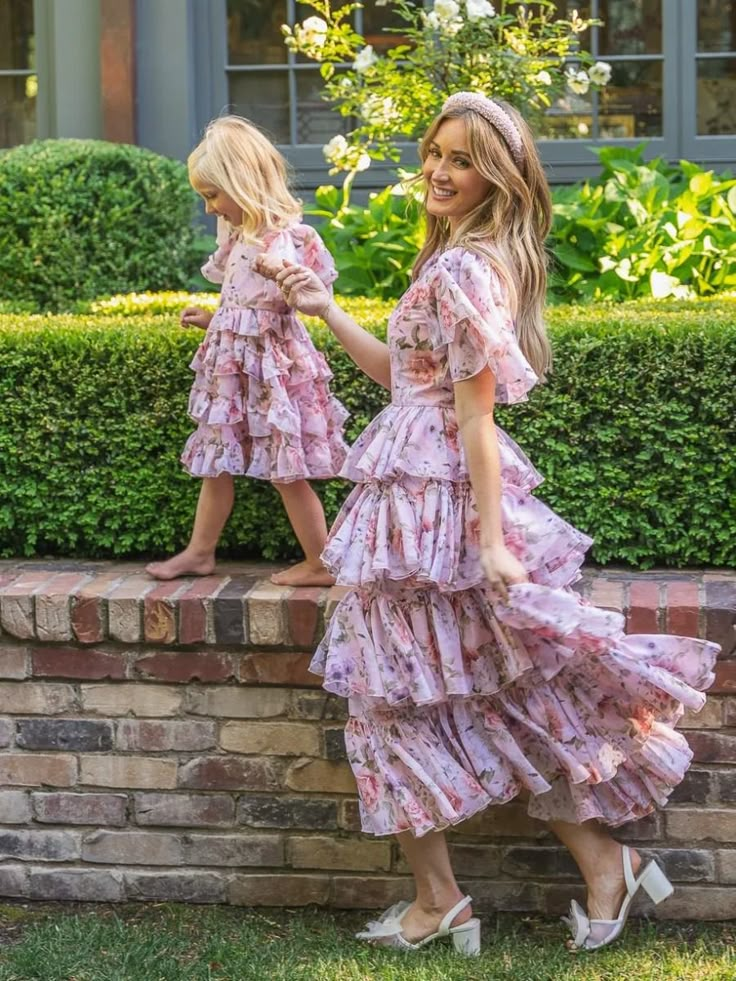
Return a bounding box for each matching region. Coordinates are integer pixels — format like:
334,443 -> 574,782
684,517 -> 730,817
181,225 -> 349,481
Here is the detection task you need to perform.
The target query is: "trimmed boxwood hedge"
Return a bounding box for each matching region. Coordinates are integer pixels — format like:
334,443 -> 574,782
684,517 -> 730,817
0,296 -> 734,567
0,140 -> 199,312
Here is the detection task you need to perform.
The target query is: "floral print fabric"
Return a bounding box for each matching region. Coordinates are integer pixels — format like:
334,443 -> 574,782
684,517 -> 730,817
181,219 -> 348,482
312,246 -> 719,837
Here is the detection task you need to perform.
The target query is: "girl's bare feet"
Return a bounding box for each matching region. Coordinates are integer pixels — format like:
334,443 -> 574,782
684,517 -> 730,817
270,559 -> 335,587
145,548 -> 216,581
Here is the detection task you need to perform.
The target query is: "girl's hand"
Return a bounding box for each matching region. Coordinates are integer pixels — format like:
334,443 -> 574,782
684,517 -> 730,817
180,306 -> 213,330
480,543 -> 528,602
255,256 -> 330,317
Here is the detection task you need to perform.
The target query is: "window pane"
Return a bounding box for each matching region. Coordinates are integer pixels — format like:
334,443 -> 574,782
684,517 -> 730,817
698,0 -> 736,53
363,0 -> 418,53
0,75 -> 36,147
227,70 -> 290,142
537,89 -> 593,141
599,60 -> 662,138
0,0 -> 34,70
697,57 -> 736,134
545,1 -> 591,51
295,70 -> 348,144
599,0 -> 661,55
227,0 -> 287,65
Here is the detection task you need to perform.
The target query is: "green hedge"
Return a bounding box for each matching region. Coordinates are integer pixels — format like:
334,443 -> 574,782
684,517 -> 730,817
0,140 -> 199,312
0,297 -> 734,567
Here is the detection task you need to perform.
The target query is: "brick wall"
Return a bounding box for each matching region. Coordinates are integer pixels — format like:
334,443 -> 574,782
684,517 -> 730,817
0,562 -> 733,917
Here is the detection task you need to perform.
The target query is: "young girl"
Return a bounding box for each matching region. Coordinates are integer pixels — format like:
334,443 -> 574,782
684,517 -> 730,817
146,116 -> 348,587
257,92 -> 718,953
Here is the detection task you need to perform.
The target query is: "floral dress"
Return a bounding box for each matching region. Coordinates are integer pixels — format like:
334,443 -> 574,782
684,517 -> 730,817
312,246 -> 719,837
181,219 -> 349,482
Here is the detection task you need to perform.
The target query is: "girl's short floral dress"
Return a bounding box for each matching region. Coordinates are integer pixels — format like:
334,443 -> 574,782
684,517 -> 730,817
313,246 -> 719,837
181,219 -> 349,482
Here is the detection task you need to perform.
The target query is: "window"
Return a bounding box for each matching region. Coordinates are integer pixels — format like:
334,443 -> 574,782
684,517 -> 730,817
225,0 -> 412,145
0,0 -> 36,147
696,0 -> 736,135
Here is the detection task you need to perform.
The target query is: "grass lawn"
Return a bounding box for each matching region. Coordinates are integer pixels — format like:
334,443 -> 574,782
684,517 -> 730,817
0,903 -> 733,981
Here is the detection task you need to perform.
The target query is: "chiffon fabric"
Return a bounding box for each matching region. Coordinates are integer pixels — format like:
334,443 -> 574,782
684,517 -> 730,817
181,219 -> 349,482
312,247 -> 719,838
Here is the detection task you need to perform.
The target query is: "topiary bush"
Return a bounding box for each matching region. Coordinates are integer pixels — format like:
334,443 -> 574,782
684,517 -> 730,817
0,296 -> 733,568
0,140 -> 200,312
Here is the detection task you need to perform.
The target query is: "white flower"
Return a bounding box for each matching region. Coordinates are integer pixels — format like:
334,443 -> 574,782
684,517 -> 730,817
588,60 -> 612,85
466,0 -> 495,21
566,68 -> 590,95
576,121 -> 590,135
534,70 -> 552,86
353,45 -> 377,73
300,15 -> 328,46
362,94 -> 397,127
355,153 -> 372,172
435,0 -> 461,19
323,134 -> 349,165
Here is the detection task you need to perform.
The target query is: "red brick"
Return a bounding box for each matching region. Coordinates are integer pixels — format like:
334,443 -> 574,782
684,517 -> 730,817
34,573 -> 92,642
666,581 -> 700,637
126,871 -> 224,903
31,647 -> 127,680
0,754 -> 77,787
452,803 -> 550,840
704,581 -> 736,657
239,652 -> 322,687
229,873 -> 330,907
32,792 -> 127,826
285,759 -> 356,795
331,875 -> 412,909
80,756 -> 177,789
686,731 -> 736,764
0,571 -> 56,639
287,836 -> 391,872
29,869 -> 123,902
339,799 -> 362,832
177,576 -> 228,645
589,578 -> 625,613
117,719 -> 216,752
83,830 -> 181,865
107,575 -> 157,643
143,580 -> 184,645
711,661 -> 736,694
134,651 -> 235,683
287,588 -> 325,647
134,792 -> 234,827
185,834 -> 283,867
179,757 -> 280,792
627,580 -> 659,633
71,574 -> 123,644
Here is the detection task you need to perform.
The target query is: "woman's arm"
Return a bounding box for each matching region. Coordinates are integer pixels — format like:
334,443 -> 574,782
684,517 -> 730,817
256,256 -> 391,390
455,367 -> 528,599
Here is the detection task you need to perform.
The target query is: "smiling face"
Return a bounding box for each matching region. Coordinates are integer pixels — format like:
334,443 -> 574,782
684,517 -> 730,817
422,117 -> 493,228
193,181 -> 244,227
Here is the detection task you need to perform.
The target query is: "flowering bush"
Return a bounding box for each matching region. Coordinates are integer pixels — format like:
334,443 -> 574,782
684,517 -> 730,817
283,0 -> 610,175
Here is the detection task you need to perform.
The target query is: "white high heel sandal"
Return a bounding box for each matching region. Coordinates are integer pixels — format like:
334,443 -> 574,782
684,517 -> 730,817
564,845 -> 674,951
355,895 -> 481,955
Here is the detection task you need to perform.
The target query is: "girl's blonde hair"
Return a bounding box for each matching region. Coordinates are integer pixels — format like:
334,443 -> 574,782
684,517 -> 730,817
414,100 -> 552,380
188,115 -> 302,242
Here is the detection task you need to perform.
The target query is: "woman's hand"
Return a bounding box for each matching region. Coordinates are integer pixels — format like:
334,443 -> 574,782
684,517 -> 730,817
255,256 -> 331,317
180,306 -> 213,330
480,543 -> 528,602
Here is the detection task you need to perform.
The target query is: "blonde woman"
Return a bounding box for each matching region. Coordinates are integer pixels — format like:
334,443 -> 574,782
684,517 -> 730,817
146,116 -> 348,586
257,93 -> 718,953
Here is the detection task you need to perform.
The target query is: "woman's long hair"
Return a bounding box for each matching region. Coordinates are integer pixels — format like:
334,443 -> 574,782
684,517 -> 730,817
414,101 -> 552,379
188,115 -> 302,242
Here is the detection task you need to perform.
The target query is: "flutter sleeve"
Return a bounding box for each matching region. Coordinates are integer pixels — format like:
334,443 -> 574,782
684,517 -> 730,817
296,225 -> 338,291
430,247 -> 538,404
201,217 -> 236,285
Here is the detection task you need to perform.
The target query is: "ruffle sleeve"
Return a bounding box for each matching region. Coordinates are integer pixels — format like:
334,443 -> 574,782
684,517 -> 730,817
430,248 -> 538,404
201,217 -> 237,284
262,224 -> 338,292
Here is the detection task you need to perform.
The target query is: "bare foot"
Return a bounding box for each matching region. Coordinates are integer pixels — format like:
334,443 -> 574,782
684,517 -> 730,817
270,560 -> 335,588
381,897 -> 472,946
586,844 -> 641,923
145,549 -> 216,581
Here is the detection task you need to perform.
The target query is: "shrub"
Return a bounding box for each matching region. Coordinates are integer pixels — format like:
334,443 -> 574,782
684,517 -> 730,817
0,297 -> 733,567
0,140 -> 200,312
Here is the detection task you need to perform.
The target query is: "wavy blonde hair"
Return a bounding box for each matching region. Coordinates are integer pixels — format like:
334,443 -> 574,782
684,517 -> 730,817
414,100 -> 552,380
188,115 -> 302,242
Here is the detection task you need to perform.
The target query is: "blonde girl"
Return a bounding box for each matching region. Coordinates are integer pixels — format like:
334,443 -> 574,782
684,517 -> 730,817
146,115 -> 348,586
257,92 -> 716,953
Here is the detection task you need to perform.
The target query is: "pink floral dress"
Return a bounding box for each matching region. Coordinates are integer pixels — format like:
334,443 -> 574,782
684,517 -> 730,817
181,220 -> 349,482
312,246 -> 719,837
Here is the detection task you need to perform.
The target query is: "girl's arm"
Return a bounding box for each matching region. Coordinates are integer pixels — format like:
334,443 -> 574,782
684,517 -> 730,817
256,257 -> 391,390
454,367 -> 528,599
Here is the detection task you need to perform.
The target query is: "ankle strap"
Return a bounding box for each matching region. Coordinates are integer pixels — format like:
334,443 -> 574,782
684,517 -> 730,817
439,895 -> 472,934
622,845 -> 636,894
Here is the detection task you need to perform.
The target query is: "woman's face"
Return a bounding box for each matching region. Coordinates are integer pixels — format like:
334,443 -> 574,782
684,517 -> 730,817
194,182 -> 243,226
422,117 -> 492,227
